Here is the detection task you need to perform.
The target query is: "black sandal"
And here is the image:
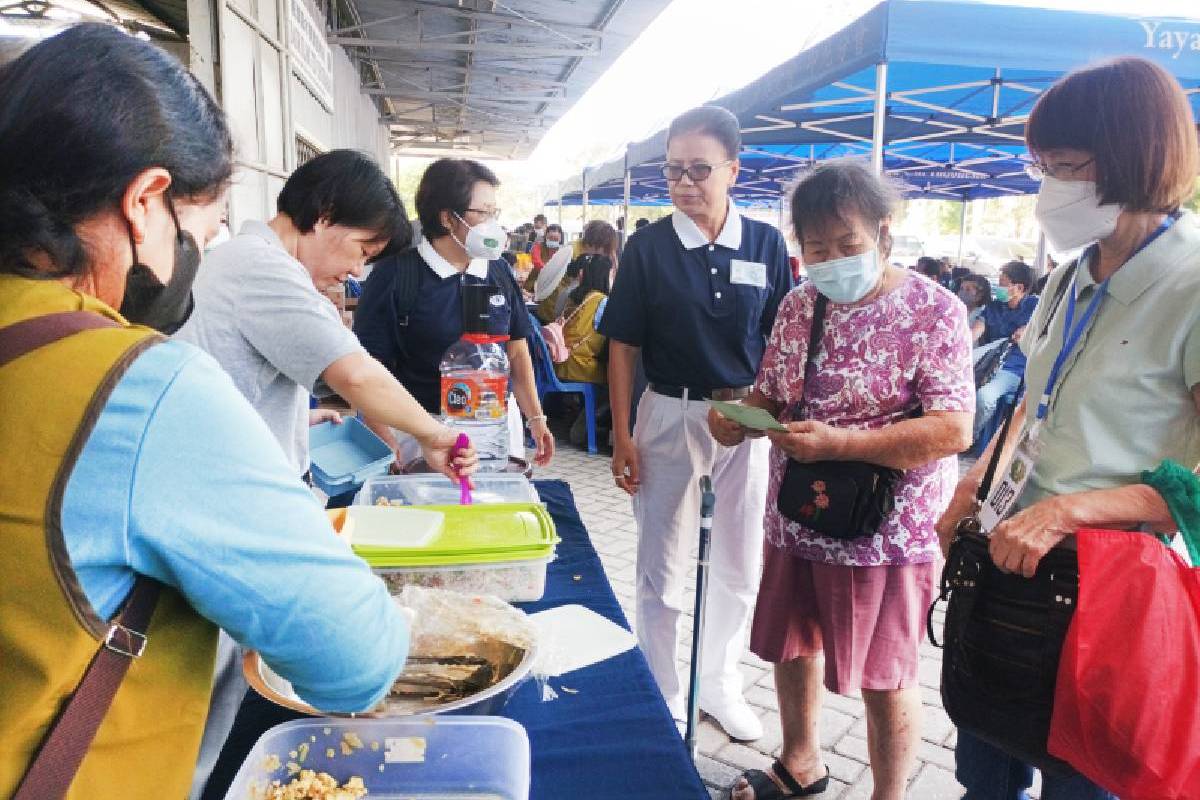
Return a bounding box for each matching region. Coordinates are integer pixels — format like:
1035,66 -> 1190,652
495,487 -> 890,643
731,759 -> 829,799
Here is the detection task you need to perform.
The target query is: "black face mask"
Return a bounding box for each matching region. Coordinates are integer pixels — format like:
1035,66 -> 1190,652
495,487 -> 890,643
119,200 -> 201,335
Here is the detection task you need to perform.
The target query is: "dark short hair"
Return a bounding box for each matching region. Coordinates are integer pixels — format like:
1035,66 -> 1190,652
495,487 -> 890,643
581,220 -> 619,264
277,150 -> 407,251
961,273 -> 992,303
667,105 -> 741,160
416,158 -> 500,239
545,224 -> 564,238
0,23 -> 232,279
568,253 -> 613,306
1000,261 -> 1036,292
1027,57 -> 1199,212
917,256 -> 943,278
789,159 -> 899,244
534,213 -> 547,224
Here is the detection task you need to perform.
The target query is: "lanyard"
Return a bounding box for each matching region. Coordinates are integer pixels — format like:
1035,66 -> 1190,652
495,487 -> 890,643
1035,214 -> 1177,421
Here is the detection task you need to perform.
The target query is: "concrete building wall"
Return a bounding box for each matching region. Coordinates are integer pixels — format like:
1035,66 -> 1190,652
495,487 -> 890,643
188,0 -> 390,227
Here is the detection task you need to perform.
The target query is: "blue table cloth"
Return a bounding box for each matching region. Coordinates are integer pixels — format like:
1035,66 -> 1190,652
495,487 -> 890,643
511,480 -> 708,799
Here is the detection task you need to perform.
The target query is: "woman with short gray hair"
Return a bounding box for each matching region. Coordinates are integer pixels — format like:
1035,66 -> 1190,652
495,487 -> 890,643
709,160 -> 974,799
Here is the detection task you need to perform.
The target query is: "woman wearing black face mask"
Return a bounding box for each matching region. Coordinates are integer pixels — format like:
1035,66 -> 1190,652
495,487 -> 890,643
0,24 -> 416,799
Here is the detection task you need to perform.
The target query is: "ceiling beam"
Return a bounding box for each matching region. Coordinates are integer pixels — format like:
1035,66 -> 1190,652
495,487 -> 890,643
336,0 -> 606,41
366,88 -> 569,103
330,37 -> 599,57
368,60 -> 570,89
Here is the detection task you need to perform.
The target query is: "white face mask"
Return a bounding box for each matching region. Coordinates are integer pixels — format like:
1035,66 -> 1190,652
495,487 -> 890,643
805,248 -> 882,305
1034,176 -> 1122,252
454,213 -> 505,260
545,238 -> 561,250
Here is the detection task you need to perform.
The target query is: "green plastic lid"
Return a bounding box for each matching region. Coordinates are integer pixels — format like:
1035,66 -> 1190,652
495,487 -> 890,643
354,503 -> 558,567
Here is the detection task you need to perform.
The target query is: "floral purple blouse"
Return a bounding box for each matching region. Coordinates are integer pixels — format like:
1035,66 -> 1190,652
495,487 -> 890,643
755,274 -> 974,566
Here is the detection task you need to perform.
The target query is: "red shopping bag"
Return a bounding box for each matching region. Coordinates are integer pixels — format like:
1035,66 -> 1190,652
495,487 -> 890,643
1048,528 -> 1200,799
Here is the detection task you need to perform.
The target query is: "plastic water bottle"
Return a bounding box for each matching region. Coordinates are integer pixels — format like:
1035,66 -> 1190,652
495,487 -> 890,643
440,283 -> 511,472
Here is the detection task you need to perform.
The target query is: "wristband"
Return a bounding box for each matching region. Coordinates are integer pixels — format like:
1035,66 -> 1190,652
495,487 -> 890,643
526,414 -> 548,429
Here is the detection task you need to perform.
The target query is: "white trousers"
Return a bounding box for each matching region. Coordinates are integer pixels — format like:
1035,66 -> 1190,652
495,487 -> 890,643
631,390 -> 769,709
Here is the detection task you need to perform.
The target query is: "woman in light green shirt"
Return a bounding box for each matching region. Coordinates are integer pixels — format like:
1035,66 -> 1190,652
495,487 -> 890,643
938,56 -> 1200,800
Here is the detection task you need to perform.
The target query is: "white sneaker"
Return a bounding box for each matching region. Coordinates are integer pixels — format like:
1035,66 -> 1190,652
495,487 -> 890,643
700,694 -> 763,742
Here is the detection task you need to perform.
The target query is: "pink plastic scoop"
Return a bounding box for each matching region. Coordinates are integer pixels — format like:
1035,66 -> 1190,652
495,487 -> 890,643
453,433 -> 472,505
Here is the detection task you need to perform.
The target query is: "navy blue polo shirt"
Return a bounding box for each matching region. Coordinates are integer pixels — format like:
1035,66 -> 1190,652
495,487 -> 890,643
600,206 -> 793,390
980,294 -> 1038,376
354,238 -> 530,413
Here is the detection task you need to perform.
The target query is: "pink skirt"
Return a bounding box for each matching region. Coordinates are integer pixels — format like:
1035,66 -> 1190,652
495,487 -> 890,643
750,545 -> 938,695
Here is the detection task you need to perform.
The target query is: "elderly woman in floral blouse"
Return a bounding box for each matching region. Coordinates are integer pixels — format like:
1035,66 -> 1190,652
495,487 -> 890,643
709,160 -> 973,800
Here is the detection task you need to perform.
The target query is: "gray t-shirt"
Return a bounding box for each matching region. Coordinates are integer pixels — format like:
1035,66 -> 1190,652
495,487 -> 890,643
176,221 -> 363,474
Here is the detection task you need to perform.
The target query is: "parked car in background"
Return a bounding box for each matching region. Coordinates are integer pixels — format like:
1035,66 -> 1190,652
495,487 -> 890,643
890,233 -> 924,264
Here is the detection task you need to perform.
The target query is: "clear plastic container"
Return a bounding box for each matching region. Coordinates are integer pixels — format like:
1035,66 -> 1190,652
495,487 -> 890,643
375,556 -> 552,603
224,717 -> 530,800
356,474 -> 539,507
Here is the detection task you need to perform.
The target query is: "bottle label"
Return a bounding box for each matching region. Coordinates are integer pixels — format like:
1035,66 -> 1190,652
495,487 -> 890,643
441,373 -> 508,419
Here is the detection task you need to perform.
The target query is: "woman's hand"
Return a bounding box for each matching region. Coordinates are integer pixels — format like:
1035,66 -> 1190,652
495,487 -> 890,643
707,407 -> 749,447
308,408 -> 343,427
529,417 -> 555,466
417,425 -> 479,483
989,495 -> 1076,578
936,477 -> 982,556
766,420 -> 847,463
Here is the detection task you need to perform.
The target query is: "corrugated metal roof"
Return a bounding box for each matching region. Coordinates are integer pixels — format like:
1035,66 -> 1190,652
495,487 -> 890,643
331,0 -> 672,159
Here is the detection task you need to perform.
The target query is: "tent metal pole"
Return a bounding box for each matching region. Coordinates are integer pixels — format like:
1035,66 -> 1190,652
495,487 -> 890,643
582,170 -> 589,226
1035,231 -> 1048,277
622,150 -> 632,250
778,195 -> 786,232
956,196 -> 968,266
871,61 -> 888,175
556,182 -> 563,226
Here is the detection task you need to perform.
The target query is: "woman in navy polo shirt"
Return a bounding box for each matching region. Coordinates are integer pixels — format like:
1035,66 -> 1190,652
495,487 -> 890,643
601,106 -> 793,742
354,159 -> 554,467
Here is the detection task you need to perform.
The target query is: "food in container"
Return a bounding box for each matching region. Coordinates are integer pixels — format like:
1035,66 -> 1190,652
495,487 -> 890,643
224,716 -> 530,800
355,474 -> 539,507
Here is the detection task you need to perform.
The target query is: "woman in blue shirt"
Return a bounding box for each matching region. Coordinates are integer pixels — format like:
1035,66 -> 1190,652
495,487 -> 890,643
355,158 -> 554,467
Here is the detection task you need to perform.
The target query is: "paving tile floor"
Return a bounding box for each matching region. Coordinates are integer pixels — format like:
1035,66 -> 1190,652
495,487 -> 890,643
534,441 -> 1040,800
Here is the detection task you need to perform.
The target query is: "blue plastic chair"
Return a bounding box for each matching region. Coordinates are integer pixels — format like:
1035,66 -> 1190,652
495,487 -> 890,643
527,315 -> 599,454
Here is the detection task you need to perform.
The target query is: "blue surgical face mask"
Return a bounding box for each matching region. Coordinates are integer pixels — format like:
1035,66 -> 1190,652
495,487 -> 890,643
805,248 -> 882,304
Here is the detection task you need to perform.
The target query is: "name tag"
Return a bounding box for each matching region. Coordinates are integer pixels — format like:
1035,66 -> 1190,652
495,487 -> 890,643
978,426 -> 1040,533
730,260 -> 767,288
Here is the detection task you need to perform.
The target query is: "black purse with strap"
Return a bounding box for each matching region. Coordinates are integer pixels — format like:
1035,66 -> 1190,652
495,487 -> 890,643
930,261 -> 1081,775
775,293 -> 904,540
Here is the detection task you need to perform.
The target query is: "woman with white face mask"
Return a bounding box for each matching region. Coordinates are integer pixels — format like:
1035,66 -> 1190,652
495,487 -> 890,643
709,160 -> 975,800
938,57 -> 1200,800
355,158 -> 555,469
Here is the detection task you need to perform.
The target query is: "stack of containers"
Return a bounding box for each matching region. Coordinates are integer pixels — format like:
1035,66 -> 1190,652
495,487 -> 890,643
352,474 -> 557,602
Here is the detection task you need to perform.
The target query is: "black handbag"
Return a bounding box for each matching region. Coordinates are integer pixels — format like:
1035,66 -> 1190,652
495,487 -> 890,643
930,262 -> 1082,774
775,293 -> 903,540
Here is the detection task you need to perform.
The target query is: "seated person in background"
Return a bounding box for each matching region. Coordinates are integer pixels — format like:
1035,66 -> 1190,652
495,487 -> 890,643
556,252 -> 614,385
530,223 -> 564,270
535,220 -> 619,323
957,273 -> 991,327
971,260 -> 1038,443
634,217 -> 650,232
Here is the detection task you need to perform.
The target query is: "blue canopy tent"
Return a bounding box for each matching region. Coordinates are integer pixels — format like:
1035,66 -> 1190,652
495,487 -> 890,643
548,0 -> 1200,262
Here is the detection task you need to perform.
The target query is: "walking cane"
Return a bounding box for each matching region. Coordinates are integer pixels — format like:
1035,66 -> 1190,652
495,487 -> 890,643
684,475 -> 715,758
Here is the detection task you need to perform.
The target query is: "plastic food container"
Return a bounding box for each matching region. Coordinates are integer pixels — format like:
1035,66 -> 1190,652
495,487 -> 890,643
359,503 -> 558,602
224,717 -> 530,800
309,418 -> 393,496
356,474 -> 539,507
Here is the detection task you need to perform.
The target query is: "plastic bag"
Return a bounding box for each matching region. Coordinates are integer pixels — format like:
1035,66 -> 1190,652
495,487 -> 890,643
1047,528 -> 1200,798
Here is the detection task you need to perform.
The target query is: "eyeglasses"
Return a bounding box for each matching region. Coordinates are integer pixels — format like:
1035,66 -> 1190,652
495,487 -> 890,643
464,207 -> 502,221
1024,158 -> 1094,181
660,160 -> 735,182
